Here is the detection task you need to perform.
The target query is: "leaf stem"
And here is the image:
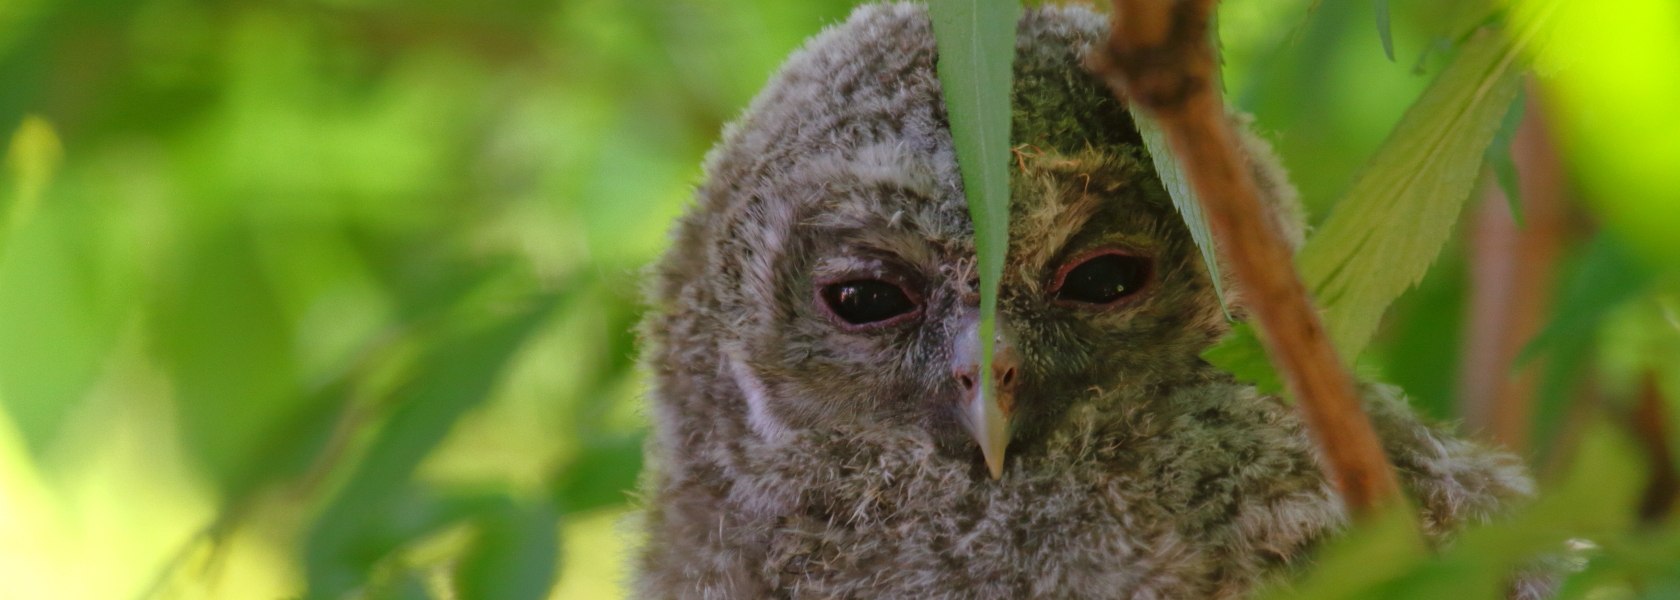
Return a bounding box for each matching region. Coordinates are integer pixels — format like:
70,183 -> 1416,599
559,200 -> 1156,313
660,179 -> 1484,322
1092,0 -> 1403,518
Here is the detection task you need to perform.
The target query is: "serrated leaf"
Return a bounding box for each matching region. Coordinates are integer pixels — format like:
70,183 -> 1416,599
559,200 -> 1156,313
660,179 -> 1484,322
1207,27 -> 1526,390
1296,27 -> 1525,362
929,0 -> 1019,390
1132,113 -> 1229,316
1485,88 -> 1527,226
1202,323 -> 1283,396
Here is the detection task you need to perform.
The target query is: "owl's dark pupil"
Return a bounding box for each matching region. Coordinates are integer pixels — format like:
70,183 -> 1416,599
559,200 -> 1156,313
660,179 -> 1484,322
1057,254 -> 1149,304
821,280 -> 916,325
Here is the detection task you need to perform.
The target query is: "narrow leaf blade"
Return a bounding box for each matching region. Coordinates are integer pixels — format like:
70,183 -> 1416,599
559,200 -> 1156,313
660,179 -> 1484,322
929,0 -> 1020,377
1132,112 -> 1229,315
1484,89 -> 1528,226
1375,0 -> 1396,62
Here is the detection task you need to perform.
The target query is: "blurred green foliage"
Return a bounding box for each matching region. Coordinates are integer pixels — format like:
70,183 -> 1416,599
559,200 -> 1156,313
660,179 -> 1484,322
0,0 -> 1675,598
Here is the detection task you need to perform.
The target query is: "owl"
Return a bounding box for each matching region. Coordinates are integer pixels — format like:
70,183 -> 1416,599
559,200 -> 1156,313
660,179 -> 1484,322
635,3 -> 1536,598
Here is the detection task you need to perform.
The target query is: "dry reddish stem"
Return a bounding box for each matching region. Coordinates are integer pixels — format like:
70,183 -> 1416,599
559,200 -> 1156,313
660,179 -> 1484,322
1461,84 -> 1570,454
1092,0 -> 1402,517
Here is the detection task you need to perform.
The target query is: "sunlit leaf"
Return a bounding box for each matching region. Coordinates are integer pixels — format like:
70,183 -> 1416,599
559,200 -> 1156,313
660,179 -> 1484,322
1206,26 -> 1524,390
929,0 -> 1020,395
1297,26 -> 1524,362
1132,113 -> 1229,314
1,115 -> 61,242
0,207 -> 128,456
1513,0 -> 1680,268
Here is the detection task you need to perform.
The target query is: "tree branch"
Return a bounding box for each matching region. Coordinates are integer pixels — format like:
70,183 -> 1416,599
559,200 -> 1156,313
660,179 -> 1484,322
1091,0 -> 1403,517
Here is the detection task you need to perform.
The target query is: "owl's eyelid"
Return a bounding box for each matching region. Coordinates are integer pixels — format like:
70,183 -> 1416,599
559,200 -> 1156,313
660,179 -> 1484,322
1047,247 -> 1155,309
811,275 -> 925,331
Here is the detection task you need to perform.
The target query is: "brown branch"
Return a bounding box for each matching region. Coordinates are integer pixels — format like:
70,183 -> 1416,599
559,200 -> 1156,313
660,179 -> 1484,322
1092,0 -> 1402,517
1460,82 -> 1570,454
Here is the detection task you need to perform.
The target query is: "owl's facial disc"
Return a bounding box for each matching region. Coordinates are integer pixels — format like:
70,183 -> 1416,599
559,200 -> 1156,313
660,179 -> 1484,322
951,316 -> 1019,480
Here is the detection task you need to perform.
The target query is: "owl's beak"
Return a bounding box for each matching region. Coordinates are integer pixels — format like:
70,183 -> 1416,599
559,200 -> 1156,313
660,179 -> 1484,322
953,320 -> 1019,480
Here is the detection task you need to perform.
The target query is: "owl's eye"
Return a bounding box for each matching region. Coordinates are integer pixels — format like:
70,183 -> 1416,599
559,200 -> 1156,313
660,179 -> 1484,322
819,279 -> 919,326
1052,251 -> 1151,306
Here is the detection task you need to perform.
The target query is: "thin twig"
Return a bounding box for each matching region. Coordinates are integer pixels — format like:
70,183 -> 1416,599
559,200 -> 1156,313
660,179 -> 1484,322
1091,0 -> 1403,517
1631,372 -> 1679,523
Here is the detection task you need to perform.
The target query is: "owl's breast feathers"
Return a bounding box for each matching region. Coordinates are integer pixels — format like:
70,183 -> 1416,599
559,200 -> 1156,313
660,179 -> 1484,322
638,380 -> 1532,599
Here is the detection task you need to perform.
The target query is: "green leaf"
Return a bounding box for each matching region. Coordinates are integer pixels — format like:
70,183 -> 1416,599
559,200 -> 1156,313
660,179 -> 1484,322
1201,322 -> 1283,396
1206,27 -> 1524,390
0,204 -> 129,456
1374,0 -> 1396,62
929,0 -> 1020,386
455,497 -> 561,600
156,230 -> 309,494
1255,505 -> 1427,599
1,115 -> 62,243
1518,234 -> 1655,367
303,296 -> 559,599
554,433 -> 645,514
1273,421 -> 1644,599
1132,113 -> 1229,315
1523,235 -> 1655,453
1485,88 -> 1527,226
1296,27 -> 1525,362
364,569 -> 431,600
1379,254 -> 1469,422
0,118 -> 85,453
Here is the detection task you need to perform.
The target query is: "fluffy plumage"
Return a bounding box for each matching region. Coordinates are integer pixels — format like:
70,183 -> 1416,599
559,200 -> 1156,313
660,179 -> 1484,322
636,4 -> 1533,598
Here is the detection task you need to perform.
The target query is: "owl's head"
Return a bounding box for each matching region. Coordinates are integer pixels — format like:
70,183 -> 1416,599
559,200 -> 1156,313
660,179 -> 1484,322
650,3 -> 1300,480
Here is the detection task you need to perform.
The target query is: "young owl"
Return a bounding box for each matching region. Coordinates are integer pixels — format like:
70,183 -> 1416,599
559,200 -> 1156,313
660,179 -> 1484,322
636,3 -> 1534,598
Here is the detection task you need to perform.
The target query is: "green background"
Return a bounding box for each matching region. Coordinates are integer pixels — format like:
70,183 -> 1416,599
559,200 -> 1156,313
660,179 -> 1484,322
0,0 -> 1675,597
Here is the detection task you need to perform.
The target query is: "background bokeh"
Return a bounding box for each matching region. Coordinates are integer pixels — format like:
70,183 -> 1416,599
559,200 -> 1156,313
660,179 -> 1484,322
0,0 -> 1674,598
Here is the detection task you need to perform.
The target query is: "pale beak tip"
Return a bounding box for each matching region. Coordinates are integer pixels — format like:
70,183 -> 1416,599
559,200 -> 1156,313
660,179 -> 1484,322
963,383 -> 1013,481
